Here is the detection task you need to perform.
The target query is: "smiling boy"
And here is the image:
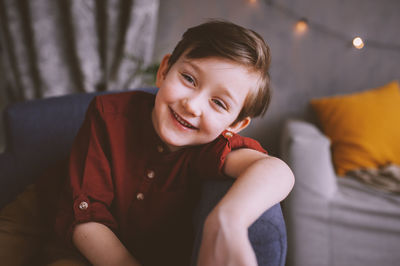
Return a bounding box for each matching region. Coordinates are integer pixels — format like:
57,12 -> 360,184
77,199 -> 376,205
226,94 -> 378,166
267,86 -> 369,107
55,20 -> 294,266
152,54 -> 257,150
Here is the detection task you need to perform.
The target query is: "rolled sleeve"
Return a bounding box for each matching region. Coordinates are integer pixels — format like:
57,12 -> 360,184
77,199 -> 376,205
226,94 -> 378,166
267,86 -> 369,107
55,96 -> 118,244
193,130 -> 267,179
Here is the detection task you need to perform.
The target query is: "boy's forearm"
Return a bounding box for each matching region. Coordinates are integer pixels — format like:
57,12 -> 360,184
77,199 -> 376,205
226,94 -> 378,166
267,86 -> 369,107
198,156 -> 293,266
215,155 -> 294,228
73,222 -> 142,266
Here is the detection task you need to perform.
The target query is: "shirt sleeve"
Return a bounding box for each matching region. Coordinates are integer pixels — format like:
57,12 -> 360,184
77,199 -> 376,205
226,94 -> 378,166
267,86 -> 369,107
54,96 -> 118,245
193,130 -> 267,180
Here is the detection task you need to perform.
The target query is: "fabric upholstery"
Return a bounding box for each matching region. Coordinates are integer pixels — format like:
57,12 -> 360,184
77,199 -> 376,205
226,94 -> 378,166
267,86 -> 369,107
310,81 -> 400,175
281,119 -> 400,266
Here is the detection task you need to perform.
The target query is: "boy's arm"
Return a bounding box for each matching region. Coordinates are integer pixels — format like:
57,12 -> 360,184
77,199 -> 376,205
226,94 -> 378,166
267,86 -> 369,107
197,148 -> 294,266
73,222 -> 142,266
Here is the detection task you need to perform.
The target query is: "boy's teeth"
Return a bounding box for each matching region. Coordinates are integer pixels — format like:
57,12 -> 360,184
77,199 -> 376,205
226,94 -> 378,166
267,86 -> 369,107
173,111 -> 196,129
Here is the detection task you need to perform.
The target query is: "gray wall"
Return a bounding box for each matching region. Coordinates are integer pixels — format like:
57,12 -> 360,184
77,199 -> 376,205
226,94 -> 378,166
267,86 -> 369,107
154,0 -> 400,156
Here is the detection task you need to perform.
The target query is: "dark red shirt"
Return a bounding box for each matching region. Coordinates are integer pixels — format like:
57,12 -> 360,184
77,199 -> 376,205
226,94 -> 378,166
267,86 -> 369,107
54,91 -> 266,265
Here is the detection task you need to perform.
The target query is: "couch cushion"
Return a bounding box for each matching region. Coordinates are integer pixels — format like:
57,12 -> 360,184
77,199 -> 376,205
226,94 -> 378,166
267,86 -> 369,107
310,81 -> 400,175
331,177 -> 400,266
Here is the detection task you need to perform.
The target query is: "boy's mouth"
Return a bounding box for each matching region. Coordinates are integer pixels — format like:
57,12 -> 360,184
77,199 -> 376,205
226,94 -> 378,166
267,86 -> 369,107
170,108 -> 198,130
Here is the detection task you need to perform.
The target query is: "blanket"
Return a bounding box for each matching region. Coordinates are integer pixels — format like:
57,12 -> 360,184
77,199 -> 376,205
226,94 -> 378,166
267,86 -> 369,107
347,164 -> 400,194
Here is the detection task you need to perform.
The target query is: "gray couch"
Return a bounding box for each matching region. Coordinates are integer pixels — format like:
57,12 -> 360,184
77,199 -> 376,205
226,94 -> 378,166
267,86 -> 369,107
0,88 -> 287,266
281,119 -> 400,266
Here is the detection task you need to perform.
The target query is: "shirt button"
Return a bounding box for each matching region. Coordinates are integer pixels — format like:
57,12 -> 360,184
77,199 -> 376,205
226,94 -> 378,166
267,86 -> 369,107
147,170 -> 155,179
157,145 -> 164,153
136,193 -> 145,200
79,201 -> 89,210
224,131 -> 233,138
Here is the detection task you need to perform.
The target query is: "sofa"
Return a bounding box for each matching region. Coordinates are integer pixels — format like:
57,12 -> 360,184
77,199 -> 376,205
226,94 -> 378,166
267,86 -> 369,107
281,119 -> 400,266
0,87 -> 287,266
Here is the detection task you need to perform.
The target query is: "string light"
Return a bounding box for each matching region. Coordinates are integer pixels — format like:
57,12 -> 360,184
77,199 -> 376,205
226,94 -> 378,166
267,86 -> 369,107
264,0 -> 400,52
352,37 -> 365,49
294,18 -> 308,34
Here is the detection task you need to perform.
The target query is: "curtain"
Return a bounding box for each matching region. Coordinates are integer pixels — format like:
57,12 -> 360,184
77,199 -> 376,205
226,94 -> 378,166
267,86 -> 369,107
0,0 -> 159,103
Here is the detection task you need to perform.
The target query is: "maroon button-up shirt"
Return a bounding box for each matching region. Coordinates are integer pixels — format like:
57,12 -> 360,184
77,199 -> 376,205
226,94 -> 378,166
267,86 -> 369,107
54,91 -> 266,265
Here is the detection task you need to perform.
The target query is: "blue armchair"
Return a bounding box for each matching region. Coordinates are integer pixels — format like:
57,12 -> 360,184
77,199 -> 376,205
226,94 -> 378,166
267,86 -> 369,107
0,88 -> 287,266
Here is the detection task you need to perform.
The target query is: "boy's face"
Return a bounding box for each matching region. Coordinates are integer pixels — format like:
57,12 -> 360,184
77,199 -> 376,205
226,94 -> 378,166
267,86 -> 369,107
152,54 -> 259,152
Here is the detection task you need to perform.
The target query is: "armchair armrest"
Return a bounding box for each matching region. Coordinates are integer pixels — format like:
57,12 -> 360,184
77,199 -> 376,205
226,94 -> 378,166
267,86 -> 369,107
281,119 -> 337,198
0,153 -> 19,207
191,179 -> 287,266
280,120 -> 338,266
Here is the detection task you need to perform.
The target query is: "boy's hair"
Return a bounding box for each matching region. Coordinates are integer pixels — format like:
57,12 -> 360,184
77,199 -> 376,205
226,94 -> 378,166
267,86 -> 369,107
168,20 -> 271,124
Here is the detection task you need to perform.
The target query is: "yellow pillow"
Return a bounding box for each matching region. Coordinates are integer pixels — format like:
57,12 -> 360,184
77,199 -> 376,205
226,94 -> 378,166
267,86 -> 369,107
310,81 -> 400,176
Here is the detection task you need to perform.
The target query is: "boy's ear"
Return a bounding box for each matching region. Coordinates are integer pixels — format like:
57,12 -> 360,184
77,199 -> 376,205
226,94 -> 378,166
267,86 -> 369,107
156,54 -> 172,88
227,117 -> 251,133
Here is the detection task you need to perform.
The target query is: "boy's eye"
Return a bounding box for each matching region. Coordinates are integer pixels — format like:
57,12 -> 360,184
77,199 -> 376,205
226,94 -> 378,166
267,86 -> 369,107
212,99 -> 227,110
181,73 -> 196,86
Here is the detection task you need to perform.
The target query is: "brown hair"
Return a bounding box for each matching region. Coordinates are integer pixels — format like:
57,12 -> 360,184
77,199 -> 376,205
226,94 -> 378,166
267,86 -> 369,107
168,20 -> 272,124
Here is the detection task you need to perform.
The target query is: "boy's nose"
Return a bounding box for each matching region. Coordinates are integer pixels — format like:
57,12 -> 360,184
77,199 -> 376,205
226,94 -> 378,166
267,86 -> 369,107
182,97 -> 202,117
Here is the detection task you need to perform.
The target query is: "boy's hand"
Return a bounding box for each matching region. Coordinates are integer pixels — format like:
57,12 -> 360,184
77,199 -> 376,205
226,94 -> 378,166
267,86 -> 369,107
196,209 -> 257,266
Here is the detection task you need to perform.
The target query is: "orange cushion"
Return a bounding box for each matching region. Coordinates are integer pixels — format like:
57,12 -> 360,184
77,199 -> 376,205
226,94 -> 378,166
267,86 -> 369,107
310,81 -> 400,176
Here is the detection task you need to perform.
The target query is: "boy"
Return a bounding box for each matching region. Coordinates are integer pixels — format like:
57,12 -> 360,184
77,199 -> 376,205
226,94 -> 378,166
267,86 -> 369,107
55,20 -> 294,265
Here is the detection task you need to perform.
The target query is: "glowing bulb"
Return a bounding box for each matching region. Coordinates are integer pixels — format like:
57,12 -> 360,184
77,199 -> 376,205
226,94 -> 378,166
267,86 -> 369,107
248,0 -> 257,4
353,36 -> 364,49
294,18 -> 308,34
